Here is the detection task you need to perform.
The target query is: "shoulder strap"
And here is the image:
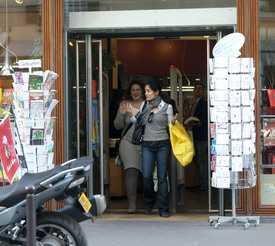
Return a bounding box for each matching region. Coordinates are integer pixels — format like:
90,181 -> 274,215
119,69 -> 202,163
141,101 -> 147,111
121,101 -> 146,140
121,122 -> 133,140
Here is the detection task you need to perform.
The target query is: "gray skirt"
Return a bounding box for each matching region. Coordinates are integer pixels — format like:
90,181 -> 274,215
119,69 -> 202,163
119,138 -> 142,172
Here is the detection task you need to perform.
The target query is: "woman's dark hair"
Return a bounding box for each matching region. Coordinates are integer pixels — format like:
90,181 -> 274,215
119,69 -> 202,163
125,79 -> 145,100
144,81 -> 162,97
162,93 -> 178,115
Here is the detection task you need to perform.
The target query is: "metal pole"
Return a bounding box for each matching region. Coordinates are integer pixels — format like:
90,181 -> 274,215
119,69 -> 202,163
232,188 -> 236,218
76,41 -> 81,158
216,30 -> 225,217
86,35 -> 94,196
97,40 -> 104,195
26,185 -> 36,246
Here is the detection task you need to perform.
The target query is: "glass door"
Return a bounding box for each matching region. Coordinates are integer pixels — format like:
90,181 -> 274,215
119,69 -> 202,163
66,34 -> 106,197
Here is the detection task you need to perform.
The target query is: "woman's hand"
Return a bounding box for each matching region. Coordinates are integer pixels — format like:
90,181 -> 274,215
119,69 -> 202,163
126,102 -> 133,118
170,113 -> 178,125
119,100 -> 127,114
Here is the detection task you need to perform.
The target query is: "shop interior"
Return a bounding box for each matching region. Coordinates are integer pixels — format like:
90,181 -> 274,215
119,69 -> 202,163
67,33 -> 233,213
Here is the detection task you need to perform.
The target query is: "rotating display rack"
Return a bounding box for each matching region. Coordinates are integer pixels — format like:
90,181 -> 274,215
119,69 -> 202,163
207,34 -> 259,229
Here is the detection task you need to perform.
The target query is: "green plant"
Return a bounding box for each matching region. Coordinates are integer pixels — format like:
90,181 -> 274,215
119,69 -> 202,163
30,36 -> 43,59
92,48 -> 115,75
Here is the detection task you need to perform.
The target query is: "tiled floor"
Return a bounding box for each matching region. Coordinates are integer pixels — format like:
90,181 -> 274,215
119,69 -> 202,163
107,187 -> 231,213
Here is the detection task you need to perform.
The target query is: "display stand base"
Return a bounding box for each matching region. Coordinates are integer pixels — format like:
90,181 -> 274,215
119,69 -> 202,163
209,188 -> 260,229
208,215 -> 260,229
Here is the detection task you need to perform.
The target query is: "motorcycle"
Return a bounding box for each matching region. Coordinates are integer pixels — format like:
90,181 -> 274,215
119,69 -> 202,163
0,156 -> 106,245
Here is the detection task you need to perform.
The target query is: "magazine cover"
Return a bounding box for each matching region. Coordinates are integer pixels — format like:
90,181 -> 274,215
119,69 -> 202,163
29,74 -> 43,90
0,115 -> 20,183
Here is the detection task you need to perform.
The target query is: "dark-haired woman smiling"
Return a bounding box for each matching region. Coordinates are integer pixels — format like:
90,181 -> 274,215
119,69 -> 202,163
127,81 -> 176,218
114,80 -> 145,213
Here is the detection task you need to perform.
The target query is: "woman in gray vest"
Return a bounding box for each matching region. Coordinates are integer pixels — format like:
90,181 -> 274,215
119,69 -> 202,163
127,81 -> 176,218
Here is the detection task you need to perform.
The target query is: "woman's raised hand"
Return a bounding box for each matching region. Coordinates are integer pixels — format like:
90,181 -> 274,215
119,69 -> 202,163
126,102 -> 133,118
120,100 -> 127,114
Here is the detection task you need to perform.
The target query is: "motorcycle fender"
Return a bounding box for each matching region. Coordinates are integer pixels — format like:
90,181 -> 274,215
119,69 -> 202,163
59,194 -> 106,223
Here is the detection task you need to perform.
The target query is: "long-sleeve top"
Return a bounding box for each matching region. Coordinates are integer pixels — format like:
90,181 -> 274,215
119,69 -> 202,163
130,100 -> 173,141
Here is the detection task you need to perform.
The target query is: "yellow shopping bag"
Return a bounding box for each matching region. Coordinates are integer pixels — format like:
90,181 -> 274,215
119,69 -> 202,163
169,120 -> 194,167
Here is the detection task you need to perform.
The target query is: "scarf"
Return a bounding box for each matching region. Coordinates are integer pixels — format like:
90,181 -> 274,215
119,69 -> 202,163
137,96 -> 162,125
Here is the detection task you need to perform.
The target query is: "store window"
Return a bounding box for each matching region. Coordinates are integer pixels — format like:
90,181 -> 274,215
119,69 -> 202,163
0,0 -> 42,112
259,0 -> 275,205
64,0 -> 236,12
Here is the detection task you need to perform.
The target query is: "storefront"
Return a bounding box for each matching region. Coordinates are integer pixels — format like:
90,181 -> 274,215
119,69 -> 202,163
1,0 -> 275,216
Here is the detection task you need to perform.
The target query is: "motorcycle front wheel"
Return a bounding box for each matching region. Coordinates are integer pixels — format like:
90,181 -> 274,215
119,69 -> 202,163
35,211 -> 88,246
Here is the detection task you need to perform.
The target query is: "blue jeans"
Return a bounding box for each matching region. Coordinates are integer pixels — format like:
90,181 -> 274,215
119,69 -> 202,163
142,139 -> 170,214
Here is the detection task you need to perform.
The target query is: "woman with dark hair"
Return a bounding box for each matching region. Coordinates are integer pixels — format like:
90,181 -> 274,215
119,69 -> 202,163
127,81 -> 176,218
113,80 -> 145,213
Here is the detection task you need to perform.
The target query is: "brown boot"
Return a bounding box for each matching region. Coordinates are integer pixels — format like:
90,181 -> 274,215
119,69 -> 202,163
128,193 -> 137,213
128,202 -> 136,214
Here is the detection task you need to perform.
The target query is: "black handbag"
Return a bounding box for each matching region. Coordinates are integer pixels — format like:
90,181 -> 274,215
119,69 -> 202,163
132,102 -> 147,145
131,121 -> 145,145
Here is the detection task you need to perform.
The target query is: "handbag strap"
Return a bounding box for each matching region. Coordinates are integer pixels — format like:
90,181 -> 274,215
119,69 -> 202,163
120,122 -> 133,140
121,101 -> 147,140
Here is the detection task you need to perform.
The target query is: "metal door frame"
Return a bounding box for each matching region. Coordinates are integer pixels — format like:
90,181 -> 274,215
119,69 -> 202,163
170,67 -> 183,212
75,36 -> 104,196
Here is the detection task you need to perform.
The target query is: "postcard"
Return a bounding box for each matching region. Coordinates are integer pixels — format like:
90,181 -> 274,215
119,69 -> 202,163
231,123 -> 242,139
216,155 -> 229,167
215,79 -> 228,90
216,112 -> 229,123
228,74 -> 241,89
216,133 -> 229,145
242,107 -> 251,122
230,107 -> 241,123
216,144 -> 229,155
241,90 -> 250,106
216,166 -> 230,178
232,156 -> 243,172
216,123 -> 229,134
230,91 -> 241,106
231,140 -> 242,155
214,57 -> 228,68
228,57 -> 241,73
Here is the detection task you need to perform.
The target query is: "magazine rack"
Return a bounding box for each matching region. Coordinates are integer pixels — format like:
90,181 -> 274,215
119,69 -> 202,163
208,55 -> 259,229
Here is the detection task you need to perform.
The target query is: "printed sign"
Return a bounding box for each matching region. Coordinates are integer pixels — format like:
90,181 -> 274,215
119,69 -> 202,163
213,32 -> 245,58
0,115 -> 20,183
19,59 -> 41,68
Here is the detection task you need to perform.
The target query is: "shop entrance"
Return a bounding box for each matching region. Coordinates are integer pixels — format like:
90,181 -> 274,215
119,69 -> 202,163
66,32 -> 234,213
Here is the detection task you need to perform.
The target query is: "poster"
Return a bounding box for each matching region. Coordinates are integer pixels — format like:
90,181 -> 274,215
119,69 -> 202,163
0,115 -> 20,183
263,118 -> 275,146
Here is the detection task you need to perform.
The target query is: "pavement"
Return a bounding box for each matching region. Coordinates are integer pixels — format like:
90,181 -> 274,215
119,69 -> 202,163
80,212 -> 275,246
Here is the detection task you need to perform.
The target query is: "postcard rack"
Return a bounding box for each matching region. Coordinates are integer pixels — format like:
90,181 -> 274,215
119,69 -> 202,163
208,56 -> 259,229
11,69 -> 59,173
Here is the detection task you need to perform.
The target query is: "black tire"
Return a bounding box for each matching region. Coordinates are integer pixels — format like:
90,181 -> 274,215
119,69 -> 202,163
35,211 -> 88,246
